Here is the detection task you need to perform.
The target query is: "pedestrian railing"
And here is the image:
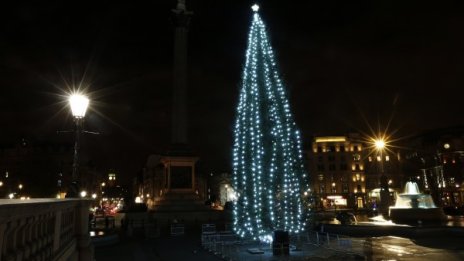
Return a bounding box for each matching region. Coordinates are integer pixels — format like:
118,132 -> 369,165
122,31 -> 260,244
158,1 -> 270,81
201,225 -> 366,261
170,223 -> 185,236
202,223 -> 216,234
308,231 -> 365,257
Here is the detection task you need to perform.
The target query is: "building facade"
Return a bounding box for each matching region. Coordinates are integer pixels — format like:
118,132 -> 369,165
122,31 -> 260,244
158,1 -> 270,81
402,126 -> 464,207
307,134 -> 367,210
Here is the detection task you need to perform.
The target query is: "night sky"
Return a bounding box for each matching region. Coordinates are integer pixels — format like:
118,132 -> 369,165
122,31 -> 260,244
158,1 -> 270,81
1,1 -> 464,185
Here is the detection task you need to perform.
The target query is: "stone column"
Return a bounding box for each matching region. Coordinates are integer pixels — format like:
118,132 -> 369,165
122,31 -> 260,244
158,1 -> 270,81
75,200 -> 94,261
53,210 -> 62,253
171,0 -> 193,145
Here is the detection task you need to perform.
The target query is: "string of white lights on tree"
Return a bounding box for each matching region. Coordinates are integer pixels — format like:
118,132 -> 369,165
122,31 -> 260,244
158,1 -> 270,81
232,4 -> 309,242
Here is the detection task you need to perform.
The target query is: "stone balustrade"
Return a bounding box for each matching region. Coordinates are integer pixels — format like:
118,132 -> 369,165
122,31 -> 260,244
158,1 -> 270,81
0,199 -> 94,261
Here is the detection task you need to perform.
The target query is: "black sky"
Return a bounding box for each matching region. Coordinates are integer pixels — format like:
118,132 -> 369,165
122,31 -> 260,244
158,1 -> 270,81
1,1 -> 464,184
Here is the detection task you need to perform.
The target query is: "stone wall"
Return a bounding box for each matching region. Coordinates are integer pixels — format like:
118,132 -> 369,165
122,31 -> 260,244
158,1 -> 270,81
0,199 -> 94,261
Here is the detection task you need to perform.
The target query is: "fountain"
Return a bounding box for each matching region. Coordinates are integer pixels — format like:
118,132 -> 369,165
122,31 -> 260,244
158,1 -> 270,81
389,181 -> 446,224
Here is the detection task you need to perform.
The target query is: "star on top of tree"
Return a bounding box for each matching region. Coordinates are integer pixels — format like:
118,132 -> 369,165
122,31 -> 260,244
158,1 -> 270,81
251,4 -> 260,12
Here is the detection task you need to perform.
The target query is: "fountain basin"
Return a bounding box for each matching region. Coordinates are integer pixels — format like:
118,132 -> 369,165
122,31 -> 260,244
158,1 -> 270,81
389,181 -> 446,224
389,207 -> 446,224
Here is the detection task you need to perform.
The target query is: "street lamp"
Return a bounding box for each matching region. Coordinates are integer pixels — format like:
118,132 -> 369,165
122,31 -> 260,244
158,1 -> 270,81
374,139 -> 385,151
67,93 -> 89,198
18,184 -> 23,197
372,137 -> 390,215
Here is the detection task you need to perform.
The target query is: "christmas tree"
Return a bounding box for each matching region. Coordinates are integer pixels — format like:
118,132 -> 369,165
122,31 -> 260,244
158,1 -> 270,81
232,4 -> 308,241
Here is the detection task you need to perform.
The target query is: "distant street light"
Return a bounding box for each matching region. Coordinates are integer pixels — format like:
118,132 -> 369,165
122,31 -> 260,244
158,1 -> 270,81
375,139 -> 385,150
67,93 -> 89,198
371,136 -> 390,215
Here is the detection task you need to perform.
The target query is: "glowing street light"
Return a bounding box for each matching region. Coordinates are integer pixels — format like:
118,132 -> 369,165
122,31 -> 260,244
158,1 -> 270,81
80,191 -> 87,198
374,139 -> 385,150
67,93 -> 89,198
69,94 -> 89,118
18,184 -> 23,197
370,135 -> 391,215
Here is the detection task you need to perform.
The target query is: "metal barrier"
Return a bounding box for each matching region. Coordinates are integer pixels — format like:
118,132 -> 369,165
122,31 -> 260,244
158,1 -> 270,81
170,223 -> 185,236
309,231 -> 365,257
201,228 -> 366,260
202,223 -> 216,234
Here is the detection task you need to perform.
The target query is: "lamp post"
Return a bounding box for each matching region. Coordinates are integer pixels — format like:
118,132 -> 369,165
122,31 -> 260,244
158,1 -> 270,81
374,138 -> 390,215
67,93 -> 89,198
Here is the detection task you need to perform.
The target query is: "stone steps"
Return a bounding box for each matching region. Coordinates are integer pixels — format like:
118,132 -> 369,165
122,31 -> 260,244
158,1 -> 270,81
152,192 -> 210,212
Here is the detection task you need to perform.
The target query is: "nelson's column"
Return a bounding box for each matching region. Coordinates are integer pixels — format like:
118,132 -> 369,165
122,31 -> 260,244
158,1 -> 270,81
144,1 -> 209,214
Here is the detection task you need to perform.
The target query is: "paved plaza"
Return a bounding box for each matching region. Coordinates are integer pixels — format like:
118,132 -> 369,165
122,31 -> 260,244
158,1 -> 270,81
94,232 -> 359,261
94,229 -> 464,261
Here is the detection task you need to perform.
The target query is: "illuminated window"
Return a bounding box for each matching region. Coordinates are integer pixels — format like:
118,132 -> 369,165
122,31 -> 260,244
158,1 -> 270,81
385,156 -> 390,161
318,174 -> 324,181
377,156 -> 381,162
368,156 -> 372,162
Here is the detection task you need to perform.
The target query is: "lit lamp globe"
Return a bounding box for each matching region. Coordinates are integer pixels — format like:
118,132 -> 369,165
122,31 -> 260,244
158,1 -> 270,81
374,139 -> 385,150
69,94 -> 89,118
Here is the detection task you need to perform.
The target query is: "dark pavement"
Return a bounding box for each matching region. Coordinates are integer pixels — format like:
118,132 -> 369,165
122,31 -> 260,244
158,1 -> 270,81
95,234 -> 222,261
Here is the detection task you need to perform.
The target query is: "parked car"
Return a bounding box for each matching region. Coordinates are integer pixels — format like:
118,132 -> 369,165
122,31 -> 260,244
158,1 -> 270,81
336,212 -> 357,225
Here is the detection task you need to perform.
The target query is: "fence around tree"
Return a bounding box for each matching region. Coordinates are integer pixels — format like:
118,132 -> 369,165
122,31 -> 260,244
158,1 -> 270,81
201,224 -> 366,260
